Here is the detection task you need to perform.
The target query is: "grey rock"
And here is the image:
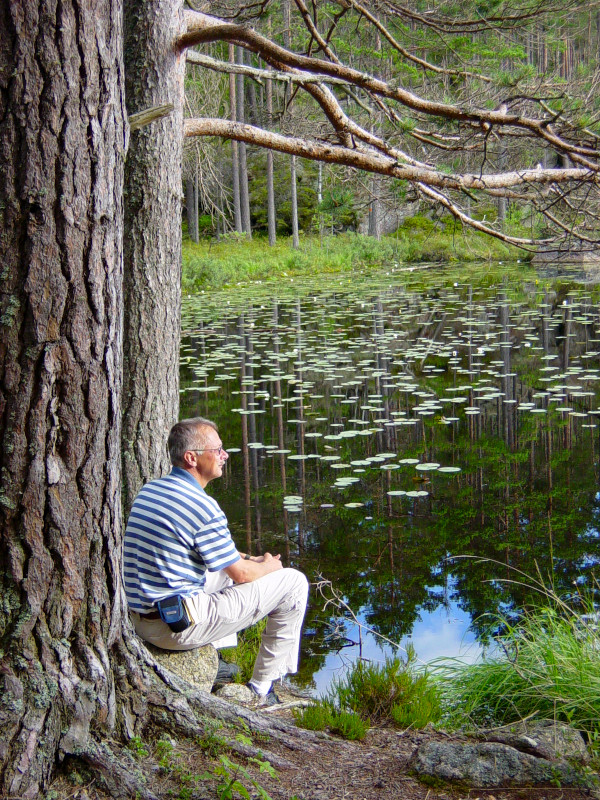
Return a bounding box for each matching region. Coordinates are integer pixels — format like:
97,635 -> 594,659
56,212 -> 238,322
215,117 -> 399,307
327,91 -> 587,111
411,740 -> 584,787
478,720 -> 589,763
146,643 -> 218,692
214,683 -> 254,703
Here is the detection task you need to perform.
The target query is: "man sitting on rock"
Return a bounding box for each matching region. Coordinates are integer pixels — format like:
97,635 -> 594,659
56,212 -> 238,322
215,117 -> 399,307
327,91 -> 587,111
123,416 -> 309,706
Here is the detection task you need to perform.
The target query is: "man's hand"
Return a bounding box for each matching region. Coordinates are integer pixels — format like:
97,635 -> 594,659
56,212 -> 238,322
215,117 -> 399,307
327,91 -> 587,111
252,552 -> 281,564
224,551 -> 283,584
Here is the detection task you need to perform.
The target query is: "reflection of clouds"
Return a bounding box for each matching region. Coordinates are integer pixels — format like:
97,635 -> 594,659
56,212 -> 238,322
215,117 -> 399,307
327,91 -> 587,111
308,602 -> 483,696
408,605 -> 481,666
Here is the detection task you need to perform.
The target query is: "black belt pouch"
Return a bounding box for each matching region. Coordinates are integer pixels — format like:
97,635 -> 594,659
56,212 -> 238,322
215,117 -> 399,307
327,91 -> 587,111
156,595 -> 192,632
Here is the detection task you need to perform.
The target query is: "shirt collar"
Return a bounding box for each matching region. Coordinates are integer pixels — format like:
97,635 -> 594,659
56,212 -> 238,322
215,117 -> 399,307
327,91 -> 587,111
171,466 -> 206,493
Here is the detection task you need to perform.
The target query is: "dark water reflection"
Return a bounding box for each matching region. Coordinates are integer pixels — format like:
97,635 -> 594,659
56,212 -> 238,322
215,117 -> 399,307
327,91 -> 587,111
180,263 -> 600,691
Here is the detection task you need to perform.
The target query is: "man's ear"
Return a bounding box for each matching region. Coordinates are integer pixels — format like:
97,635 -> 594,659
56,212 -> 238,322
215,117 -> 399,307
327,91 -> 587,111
182,450 -> 198,468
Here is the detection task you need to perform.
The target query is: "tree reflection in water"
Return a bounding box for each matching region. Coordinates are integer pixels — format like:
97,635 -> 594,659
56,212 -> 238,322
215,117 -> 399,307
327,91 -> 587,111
180,264 -> 600,690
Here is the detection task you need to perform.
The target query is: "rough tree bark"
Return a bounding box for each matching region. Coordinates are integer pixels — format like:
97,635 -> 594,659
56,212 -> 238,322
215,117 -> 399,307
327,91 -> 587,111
0,1 -> 324,795
122,0 -> 185,513
0,0 -> 127,794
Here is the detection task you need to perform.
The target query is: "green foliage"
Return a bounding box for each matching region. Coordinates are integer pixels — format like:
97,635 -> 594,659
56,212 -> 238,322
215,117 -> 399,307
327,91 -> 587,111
197,719 -> 228,757
155,738 -> 176,769
435,579 -> 600,736
201,754 -> 276,800
329,651 -> 441,728
182,222 -> 522,292
318,188 -> 358,232
127,735 -> 149,760
154,738 -> 202,799
295,652 -> 441,738
399,214 -> 436,233
293,702 -> 368,740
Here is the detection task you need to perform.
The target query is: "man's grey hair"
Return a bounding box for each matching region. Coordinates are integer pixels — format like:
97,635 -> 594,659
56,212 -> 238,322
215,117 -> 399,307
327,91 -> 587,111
168,417 -> 218,467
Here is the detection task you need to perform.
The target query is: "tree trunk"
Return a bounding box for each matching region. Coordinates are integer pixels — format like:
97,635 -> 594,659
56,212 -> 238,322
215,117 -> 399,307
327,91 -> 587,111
318,161 -> 324,243
0,0 -> 127,794
229,43 -> 242,234
236,46 -> 252,238
186,175 -> 199,242
266,50 -> 277,246
122,0 -> 186,514
290,154 -> 300,248
282,0 -> 299,249
368,173 -> 381,239
1,3 -> 323,795
497,148 -> 507,227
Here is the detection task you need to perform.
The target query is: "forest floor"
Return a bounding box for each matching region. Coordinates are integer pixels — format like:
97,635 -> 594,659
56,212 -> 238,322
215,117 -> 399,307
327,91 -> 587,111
50,688 -> 597,800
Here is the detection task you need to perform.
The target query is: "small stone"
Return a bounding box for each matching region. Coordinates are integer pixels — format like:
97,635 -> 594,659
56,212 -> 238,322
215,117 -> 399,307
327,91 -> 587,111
215,683 -> 255,704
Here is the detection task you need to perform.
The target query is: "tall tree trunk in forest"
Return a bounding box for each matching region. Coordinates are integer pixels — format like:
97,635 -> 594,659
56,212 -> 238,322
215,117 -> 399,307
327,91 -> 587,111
282,0 -> 299,248
247,54 -> 259,125
368,173 -> 381,239
290,154 -> 300,248
0,0 -> 127,793
186,174 -> 199,243
368,33 -> 382,239
265,48 -> 276,246
318,161 -> 324,243
497,148 -> 508,227
266,146 -> 276,245
229,44 -> 242,234
236,46 -> 252,238
122,0 -> 186,514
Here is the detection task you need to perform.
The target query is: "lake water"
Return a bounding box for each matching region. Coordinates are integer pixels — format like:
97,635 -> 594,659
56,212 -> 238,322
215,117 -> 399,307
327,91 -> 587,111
180,261 -> 600,693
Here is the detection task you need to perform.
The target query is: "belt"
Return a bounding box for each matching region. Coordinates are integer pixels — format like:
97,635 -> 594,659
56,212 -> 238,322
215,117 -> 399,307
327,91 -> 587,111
137,609 -> 161,620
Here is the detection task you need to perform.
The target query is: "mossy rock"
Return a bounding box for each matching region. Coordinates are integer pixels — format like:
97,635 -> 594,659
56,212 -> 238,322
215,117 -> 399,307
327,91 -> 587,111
145,643 -> 218,692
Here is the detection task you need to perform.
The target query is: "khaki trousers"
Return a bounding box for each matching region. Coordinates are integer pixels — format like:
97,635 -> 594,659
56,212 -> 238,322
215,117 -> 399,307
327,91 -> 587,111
131,568 -> 308,684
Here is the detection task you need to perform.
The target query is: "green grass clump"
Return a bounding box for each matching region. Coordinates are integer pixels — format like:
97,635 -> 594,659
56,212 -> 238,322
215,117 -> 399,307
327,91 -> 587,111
293,702 -> 368,740
435,590 -> 600,735
330,653 -> 441,728
294,652 -> 441,739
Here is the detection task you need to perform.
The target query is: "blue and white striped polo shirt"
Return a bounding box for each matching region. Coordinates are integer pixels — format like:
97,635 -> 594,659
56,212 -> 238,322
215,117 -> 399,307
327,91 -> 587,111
123,467 -> 240,612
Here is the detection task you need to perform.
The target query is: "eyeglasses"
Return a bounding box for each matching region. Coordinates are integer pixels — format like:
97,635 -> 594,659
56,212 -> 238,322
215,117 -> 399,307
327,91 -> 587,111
192,446 -> 225,455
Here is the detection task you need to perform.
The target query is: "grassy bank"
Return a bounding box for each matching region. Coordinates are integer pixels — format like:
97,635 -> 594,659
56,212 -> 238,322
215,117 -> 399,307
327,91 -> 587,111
291,593 -> 600,742
433,588 -> 600,737
182,220 -> 523,291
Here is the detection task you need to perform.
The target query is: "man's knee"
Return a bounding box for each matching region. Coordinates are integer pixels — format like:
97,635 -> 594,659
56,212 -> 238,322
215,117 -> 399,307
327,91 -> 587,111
280,568 -> 309,609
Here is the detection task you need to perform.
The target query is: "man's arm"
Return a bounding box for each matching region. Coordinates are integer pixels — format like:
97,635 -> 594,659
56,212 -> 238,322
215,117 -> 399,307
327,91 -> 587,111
223,552 -> 282,584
